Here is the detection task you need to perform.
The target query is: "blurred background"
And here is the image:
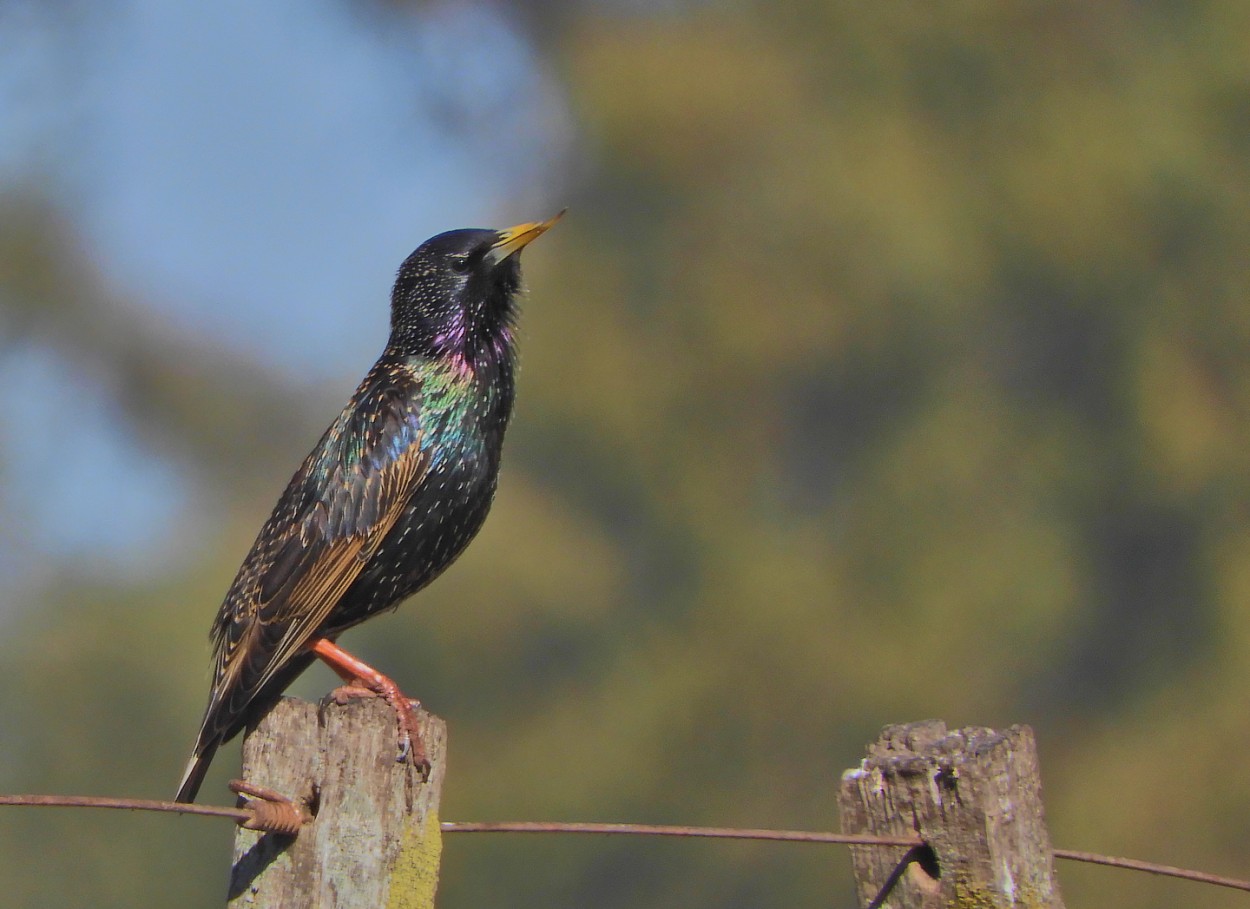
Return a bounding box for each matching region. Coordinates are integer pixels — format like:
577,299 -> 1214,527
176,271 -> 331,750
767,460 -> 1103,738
1,1 -> 1249,906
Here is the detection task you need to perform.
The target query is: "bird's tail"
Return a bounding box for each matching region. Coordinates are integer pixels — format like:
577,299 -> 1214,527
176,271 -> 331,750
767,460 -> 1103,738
174,740 -> 219,804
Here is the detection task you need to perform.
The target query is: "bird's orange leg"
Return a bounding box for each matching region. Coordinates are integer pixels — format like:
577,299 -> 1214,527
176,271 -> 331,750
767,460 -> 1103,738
308,637 -> 430,779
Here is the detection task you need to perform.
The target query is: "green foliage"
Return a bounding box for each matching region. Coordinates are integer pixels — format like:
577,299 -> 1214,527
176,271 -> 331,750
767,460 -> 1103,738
4,2 -> 1250,907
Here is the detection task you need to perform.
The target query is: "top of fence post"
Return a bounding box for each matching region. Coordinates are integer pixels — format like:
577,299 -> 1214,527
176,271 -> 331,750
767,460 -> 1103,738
226,696 -> 446,909
839,720 -> 1064,909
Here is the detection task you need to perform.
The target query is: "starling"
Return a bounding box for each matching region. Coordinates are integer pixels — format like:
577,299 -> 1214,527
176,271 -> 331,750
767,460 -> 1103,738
175,213 -> 562,803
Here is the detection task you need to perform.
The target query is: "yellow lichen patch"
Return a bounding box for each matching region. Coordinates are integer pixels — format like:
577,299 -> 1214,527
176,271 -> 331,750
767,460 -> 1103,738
385,809 -> 443,909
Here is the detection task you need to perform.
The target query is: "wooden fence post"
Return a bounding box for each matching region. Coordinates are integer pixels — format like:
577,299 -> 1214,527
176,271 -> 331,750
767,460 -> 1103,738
839,720 -> 1064,909
226,696 -> 446,908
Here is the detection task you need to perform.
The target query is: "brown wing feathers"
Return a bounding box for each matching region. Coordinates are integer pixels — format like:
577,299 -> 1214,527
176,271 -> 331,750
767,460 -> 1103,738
175,379 -> 426,801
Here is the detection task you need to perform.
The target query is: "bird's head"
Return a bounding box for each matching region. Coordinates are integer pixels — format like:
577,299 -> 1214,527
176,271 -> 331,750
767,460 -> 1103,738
388,213 -> 563,367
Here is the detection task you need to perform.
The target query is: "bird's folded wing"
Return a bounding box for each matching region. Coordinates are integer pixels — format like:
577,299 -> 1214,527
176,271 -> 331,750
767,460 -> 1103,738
209,383 -> 428,717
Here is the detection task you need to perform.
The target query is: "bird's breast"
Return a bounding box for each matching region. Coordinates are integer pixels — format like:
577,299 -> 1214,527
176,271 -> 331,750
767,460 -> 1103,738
326,362 -> 513,629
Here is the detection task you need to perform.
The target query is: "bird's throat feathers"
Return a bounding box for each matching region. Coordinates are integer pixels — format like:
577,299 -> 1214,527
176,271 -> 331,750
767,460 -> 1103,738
430,309 -> 517,379
388,296 -> 520,380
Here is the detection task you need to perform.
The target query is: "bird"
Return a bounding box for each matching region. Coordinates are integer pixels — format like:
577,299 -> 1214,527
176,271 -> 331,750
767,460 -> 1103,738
175,213 -> 562,803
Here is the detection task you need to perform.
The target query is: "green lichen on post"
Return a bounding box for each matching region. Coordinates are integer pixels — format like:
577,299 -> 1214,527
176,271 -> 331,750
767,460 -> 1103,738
385,809 -> 444,909
950,878 -> 1052,909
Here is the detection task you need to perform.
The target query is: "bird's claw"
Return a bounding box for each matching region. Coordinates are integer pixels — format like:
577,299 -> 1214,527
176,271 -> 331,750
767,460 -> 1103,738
394,701 -> 431,782
395,735 -> 432,780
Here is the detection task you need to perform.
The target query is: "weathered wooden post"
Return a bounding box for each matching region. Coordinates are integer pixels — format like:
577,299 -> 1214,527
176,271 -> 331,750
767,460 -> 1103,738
839,720 -> 1064,909
226,697 -> 446,908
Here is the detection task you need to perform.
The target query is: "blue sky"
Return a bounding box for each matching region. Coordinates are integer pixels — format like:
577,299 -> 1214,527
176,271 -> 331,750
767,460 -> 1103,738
0,0 -> 569,577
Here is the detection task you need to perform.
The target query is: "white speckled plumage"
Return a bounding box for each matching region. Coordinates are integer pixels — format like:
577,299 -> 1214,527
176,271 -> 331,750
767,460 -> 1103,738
176,217 -> 559,802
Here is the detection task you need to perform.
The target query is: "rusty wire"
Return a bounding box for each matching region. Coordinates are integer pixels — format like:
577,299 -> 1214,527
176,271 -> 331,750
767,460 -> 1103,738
2,794 -> 1249,894
441,822 -> 1250,893
441,820 -> 922,848
0,781 -> 309,836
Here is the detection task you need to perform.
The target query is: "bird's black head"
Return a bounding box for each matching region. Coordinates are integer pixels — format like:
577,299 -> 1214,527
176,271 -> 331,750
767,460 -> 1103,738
388,214 -> 562,368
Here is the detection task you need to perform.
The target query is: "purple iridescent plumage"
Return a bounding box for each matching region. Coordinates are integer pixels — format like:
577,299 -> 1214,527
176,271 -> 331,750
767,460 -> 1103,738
176,215 -> 561,802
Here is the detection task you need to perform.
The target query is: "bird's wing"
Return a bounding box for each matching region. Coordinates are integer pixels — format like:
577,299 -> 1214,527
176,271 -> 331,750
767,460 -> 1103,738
203,370 -> 429,740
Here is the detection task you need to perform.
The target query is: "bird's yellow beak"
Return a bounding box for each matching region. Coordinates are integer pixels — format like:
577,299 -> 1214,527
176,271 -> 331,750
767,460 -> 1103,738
490,210 -> 565,260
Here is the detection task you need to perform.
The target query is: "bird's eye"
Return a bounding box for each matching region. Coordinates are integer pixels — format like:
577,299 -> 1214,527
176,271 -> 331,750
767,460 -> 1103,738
451,255 -> 473,274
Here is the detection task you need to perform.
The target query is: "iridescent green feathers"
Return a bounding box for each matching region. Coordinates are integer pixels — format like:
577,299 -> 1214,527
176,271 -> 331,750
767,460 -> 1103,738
176,217 -> 559,802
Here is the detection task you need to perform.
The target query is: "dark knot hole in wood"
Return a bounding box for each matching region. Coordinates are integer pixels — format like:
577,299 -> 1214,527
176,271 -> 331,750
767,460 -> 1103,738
865,845 -> 941,909
909,843 -> 941,886
306,782 -> 322,820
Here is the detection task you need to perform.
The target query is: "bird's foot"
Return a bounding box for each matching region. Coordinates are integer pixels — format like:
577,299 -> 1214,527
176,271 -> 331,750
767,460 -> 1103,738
329,682 -> 379,705
393,698 -> 430,778
327,681 -> 429,779
310,637 -> 430,781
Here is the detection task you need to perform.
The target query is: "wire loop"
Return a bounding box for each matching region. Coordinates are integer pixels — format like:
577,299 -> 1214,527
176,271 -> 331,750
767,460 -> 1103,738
229,779 -> 310,835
